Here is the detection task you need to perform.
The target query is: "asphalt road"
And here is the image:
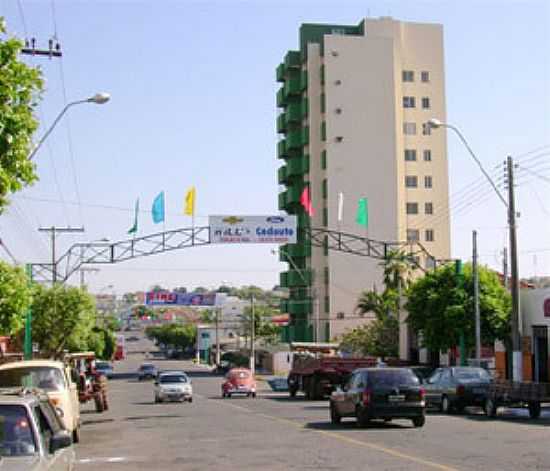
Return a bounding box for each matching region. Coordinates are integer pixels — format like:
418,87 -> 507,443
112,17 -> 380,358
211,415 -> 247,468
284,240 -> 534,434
75,334 -> 550,470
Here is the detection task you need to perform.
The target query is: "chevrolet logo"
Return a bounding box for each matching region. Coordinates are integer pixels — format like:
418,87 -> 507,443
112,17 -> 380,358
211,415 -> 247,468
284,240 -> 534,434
222,216 -> 244,224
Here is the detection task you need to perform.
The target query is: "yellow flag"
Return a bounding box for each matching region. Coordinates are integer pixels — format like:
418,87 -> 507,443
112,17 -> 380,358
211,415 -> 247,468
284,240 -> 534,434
184,186 -> 196,216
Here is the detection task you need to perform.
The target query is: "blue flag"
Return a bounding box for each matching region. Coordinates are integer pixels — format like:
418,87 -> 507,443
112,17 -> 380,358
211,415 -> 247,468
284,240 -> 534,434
152,191 -> 165,224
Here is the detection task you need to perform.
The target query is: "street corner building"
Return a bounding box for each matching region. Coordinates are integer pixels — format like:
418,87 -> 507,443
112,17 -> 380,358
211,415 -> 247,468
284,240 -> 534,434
276,17 -> 451,350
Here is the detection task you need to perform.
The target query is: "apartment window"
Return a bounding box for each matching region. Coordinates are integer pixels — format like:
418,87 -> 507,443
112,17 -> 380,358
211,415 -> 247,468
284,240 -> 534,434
323,207 -> 328,227
403,96 -> 416,108
426,257 -> 436,270
324,266 -> 329,285
320,93 -> 326,113
424,176 -> 433,188
334,79 -> 342,86
405,176 -> 418,188
335,107 -> 342,114
425,229 -> 435,242
422,97 -> 431,109
402,70 -> 414,82
335,136 -> 344,143
422,123 -> 432,135
404,149 -> 417,161
421,71 -> 430,82
425,202 -> 434,214
406,202 -> 419,214
322,179 -> 327,199
324,296 -> 330,313
403,122 -> 417,135
321,150 -> 327,170
407,229 -> 420,242
423,149 -> 432,162
323,235 -> 328,256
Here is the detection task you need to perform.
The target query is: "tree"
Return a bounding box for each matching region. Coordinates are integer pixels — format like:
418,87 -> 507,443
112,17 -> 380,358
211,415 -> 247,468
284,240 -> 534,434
145,323 -> 196,351
240,304 -> 281,345
122,292 -> 137,304
216,285 -> 231,294
340,317 -> 399,358
406,263 -> 511,353
0,261 -> 32,336
173,286 -> 187,293
381,249 -> 414,291
31,284 -> 97,358
0,19 -> 44,210
193,286 -> 208,294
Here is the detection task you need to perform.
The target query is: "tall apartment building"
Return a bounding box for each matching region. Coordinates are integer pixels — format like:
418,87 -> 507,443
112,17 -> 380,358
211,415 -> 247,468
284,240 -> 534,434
276,17 -> 451,351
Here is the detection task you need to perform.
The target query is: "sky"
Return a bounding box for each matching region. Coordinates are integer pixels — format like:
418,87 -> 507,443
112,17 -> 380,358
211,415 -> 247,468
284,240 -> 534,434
0,0 -> 549,296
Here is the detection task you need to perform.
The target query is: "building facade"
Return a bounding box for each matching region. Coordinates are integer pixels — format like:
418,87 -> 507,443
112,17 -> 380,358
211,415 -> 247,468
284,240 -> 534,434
277,17 -> 451,344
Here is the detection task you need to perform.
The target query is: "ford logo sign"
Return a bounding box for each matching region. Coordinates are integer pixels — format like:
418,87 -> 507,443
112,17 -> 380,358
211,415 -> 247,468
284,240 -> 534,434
266,216 -> 284,223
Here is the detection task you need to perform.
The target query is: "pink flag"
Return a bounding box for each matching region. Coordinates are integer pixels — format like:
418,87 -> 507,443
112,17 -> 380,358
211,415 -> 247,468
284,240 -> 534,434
300,186 -> 314,216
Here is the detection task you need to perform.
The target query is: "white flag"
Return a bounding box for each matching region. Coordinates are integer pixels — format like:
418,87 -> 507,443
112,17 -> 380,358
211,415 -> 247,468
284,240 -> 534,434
337,192 -> 344,223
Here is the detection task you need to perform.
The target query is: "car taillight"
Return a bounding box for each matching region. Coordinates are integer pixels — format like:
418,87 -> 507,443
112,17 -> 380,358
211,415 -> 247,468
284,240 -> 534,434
362,389 -> 371,406
419,388 -> 426,400
456,385 -> 465,396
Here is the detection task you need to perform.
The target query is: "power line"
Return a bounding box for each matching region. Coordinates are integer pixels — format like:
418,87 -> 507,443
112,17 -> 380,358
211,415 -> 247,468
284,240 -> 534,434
0,238 -> 18,265
517,166 -> 550,187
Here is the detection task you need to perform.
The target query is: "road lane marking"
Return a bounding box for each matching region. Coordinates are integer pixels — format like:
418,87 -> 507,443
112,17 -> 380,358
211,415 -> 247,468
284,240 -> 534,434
211,399 -> 460,471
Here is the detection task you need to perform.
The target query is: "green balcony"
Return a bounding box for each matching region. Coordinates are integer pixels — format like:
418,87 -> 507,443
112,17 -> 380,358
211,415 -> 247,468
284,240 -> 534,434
277,113 -> 287,133
301,126 -> 310,146
277,139 -> 288,159
288,299 -> 312,315
300,70 -> 308,91
284,77 -> 301,97
287,103 -> 302,123
287,156 -> 308,177
284,50 -> 301,69
298,212 -> 311,228
276,63 -> 286,82
286,185 -> 303,204
280,243 -> 311,260
278,191 -> 287,211
287,269 -> 313,286
279,299 -> 289,313
320,64 -> 325,84
321,121 -> 327,141
280,271 -> 288,287
320,93 -> 326,113
301,97 -> 309,117
276,87 -> 287,108
287,130 -> 302,150
278,166 -> 287,184
321,150 -> 327,170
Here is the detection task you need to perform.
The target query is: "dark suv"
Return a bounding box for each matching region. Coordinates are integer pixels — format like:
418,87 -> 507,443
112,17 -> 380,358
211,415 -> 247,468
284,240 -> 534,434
329,368 -> 426,428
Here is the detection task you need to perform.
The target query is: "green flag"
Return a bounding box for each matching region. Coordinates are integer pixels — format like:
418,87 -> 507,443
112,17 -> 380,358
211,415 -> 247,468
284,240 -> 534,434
356,197 -> 368,228
128,198 -> 139,234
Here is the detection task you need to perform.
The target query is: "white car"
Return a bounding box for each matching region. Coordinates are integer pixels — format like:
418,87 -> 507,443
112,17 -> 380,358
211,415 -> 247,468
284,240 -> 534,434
154,373 -> 192,403
0,361 -> 81,443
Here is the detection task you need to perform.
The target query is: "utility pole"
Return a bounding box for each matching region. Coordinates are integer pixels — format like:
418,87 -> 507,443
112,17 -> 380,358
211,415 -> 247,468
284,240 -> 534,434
455,260 -> 466,366
21,37 -> 63,58
314,287 -> 320,342
38,226 -> 84,283
507,155 -> 522,382
503,247 -> 508,291
473,230 -> 481,362
215,307 -> 221,366
250,296 -> 255,376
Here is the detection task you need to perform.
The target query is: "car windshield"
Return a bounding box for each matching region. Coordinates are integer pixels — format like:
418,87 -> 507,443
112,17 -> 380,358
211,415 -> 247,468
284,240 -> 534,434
96,363 -> 110,369
230,371 -> 250,379
454,368 -> 491,381
0,405 -> 37,457
0,367 -> 65,392
160,375 -> 187,384
368,370 -> 420,388
141,365 -> 155,371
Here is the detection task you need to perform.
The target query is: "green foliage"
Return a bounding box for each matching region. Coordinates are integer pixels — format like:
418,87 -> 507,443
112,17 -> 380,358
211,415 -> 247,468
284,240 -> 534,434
31,284 -> 97,358
145,323 -> 196,351
340,317 -> 399,358
87,326 -> 116,360
199,309 -> 216,324
241,304 -> 281,345
0,19 -> 43,210
406,263 -> 511,353
0,261 -> 32,335
221,351 -> 249,367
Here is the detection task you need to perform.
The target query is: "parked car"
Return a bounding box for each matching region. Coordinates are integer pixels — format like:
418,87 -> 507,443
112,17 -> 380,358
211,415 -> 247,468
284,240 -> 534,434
154,373 -> 192,403
329,368 -> 426,428
410,366 -> 435,384
423,366 -> 492,413
95,361 -> 114,379
0,360 -> 81,443
222,368 -> 257,398
138,363 -> 158,381
0,389 -> 74,469
126,336 -> 140,342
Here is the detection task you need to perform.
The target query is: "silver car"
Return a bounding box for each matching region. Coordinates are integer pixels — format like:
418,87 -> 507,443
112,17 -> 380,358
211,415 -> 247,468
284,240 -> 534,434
154,373 -> 193,403
0,389 -> 74,470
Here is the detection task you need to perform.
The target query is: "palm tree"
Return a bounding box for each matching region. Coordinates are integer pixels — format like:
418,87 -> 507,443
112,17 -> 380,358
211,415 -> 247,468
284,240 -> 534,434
356,290 -> 385,319
380,249 -> 414,291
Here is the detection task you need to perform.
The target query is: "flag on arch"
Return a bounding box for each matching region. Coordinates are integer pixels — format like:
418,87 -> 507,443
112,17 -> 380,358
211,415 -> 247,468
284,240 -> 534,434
300,186 -> 314,217
128,198 -> 139,234
184,186 -> 196,216
356,197 -> 369,228
152,191 -> 165,224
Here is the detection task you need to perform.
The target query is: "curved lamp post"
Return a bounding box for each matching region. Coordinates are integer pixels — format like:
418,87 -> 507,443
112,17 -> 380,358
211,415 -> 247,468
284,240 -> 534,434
28,92 -> 111,160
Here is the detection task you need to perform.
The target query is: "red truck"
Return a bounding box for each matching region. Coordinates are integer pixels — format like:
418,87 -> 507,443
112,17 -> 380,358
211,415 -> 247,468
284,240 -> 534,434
287,342 -> 378,400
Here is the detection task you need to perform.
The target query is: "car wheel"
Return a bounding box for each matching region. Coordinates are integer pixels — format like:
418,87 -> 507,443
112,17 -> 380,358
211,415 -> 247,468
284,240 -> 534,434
227,393 -> 231,399
412,415 -> 426,428
441,395 -> 453,414
252,392 -> 256,398
356,407 -> 370,428
222,392 -> 226,398
154,396 -> 159,403
484,397 -> 497,417
528,402 -> 541,419
330,402 -> 341,425
188,397 -> 193,403
72,426 -> 81,444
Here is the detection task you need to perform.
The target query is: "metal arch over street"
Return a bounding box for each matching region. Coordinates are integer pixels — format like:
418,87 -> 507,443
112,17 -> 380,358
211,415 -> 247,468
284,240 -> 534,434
30,226 -> 437,283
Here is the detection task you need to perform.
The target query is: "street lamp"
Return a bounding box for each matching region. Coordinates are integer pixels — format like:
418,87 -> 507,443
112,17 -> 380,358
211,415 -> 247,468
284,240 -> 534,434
28,92 -> 111,161
428,118 -> 521,381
